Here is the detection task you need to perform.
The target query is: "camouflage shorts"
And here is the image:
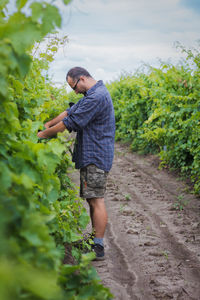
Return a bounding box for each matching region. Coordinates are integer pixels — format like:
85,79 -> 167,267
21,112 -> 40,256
80,164 -> 108,199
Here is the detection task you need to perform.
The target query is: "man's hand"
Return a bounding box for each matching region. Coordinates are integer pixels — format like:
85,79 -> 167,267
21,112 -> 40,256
44,111 -> 68,129
44,121 -> 51,129
37,130 -> 48,139
37,121 -> 66,139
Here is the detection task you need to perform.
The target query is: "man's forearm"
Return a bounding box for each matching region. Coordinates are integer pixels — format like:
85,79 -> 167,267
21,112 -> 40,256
45,111 -> 68,128
38,121 -> 66,138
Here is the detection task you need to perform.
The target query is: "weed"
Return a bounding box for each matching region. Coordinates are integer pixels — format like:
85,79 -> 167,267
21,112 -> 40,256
173,194 -> 189,211
119,203 -> 126,213
125,194 -> 131,201
162,250 -> 169,260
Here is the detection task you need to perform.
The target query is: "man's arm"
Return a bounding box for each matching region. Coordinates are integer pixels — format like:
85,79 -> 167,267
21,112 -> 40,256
63,95 -> 105,132
37,121 -> 66,139
44,111 -> 68,128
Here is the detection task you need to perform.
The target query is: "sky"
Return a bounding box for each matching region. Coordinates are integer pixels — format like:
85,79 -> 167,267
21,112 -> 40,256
48,0 -> 200,86
7,0 -> 200,85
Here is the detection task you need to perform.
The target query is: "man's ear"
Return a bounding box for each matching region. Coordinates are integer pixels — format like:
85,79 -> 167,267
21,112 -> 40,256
79,75 -> 85,81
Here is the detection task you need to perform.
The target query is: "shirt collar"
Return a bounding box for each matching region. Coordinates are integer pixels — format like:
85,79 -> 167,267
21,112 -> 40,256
85,80 -> 103,96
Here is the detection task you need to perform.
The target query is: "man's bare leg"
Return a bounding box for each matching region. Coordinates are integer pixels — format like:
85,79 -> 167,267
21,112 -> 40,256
87,197 -> 107,238
88,204 -> 94,229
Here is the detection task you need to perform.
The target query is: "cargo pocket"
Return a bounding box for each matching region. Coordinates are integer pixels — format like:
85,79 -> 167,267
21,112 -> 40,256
87,165 -> 107,189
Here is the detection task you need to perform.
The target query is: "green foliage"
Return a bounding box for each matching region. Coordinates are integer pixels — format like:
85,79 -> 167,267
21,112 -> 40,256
59,253 -> 113,300
63,0 -> 73,4
108,44 -> 200,194
67,90 -> 83,103
173,195 -> 189,211
0,1 -> 112,299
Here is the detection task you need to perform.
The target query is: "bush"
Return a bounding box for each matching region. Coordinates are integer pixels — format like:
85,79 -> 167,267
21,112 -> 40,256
108,44 -> 200,194
0,1 -> 112,299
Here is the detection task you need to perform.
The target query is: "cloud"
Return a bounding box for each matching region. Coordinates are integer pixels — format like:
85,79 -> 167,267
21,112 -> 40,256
61,0 -> 199,35
49,0 -> 200,84
49,38 -> 184,85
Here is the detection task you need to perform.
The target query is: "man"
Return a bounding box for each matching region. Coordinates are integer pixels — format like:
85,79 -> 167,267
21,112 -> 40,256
37,67 -> 115,260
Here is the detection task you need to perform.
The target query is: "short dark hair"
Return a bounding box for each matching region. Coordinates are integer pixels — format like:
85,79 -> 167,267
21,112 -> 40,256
66,67 -> 92,81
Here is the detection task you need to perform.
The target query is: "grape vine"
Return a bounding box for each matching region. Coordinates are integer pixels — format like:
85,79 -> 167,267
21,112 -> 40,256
0,1 -> 112,299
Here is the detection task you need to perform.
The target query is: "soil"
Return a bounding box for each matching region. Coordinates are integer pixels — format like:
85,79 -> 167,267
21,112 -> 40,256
68,142 -> 200,300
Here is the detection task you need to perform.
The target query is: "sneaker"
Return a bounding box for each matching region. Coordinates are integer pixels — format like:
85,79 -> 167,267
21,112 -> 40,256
92,244 -> 105,261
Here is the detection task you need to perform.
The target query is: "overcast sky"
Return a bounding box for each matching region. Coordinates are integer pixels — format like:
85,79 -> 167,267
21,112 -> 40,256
18,0 -> 200,85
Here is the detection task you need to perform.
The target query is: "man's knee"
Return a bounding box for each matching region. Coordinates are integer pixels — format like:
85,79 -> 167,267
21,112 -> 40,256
87,197 -> 104,208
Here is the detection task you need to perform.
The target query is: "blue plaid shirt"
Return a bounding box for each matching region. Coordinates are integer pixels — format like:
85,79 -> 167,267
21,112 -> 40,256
63,80 -> 115,172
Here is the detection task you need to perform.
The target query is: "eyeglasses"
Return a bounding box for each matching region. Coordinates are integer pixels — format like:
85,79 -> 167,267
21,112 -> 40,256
72,78 -> 80,91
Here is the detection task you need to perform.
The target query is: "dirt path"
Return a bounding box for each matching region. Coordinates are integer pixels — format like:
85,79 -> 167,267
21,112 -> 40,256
70,142 -> 200,300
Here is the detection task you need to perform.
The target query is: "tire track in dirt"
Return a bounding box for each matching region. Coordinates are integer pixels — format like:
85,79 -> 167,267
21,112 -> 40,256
69,142 -> 200,299
94,222 -> 137,300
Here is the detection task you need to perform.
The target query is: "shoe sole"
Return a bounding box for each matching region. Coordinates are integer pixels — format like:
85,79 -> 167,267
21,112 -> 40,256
93,255 -> 106,261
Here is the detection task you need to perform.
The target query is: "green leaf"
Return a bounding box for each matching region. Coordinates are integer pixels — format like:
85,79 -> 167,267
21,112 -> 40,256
61,264 -> 79,276
48,140 -> 66,156
70,231 -> 82,242
12,173 -> 34,189
63,0 -> 72,5
78,209 -> 90,229
0,0 -> 9,10
17,53 -> 32,77
20,212 -> 53,247
16,0 -> 28,10
41,4 -> 61,33
0,12 -> 42,54
30,2 -> 44,22
0,162 -> 12,191
30,2 -> 61,35
37,149 -> 60,172
50,46 -> 57,52
0,76 -> 7,97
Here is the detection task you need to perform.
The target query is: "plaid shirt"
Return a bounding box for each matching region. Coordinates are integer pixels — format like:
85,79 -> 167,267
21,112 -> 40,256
63,80 -> 115,172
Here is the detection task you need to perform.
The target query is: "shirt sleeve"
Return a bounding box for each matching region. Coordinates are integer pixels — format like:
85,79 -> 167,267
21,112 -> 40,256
66,101 -> 79,114
62,95 -> 105,132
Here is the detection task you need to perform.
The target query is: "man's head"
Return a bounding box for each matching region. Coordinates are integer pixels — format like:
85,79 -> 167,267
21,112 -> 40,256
66,67 -> 96,95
